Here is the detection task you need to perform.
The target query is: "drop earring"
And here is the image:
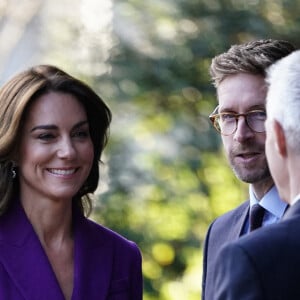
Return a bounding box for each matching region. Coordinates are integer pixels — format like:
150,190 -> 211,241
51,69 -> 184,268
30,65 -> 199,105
11,163 -> 17,179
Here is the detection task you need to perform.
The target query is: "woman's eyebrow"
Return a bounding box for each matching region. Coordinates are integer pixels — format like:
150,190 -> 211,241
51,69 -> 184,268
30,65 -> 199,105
30,124 -> 57,132
30,120 -> 89,133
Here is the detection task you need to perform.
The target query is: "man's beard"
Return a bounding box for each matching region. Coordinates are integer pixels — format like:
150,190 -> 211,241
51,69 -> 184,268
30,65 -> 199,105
231,162 -> 271,183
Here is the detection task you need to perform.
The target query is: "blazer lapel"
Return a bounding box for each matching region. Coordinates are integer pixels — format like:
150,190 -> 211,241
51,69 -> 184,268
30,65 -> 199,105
229,201 -> 250,239
0,203 -> 65,300
72,211 -> 113,300
237,203 -> 249,236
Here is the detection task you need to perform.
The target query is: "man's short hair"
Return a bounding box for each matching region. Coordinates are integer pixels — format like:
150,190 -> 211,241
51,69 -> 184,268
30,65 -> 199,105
210,39 -> 295,87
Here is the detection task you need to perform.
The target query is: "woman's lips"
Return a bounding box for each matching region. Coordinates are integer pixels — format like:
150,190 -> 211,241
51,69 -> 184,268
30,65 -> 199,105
47,168 -> 78,176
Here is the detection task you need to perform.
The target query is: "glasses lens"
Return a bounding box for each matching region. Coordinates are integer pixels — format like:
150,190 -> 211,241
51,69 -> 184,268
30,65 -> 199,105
247,111 -> 266,133
217,114 -> 236,135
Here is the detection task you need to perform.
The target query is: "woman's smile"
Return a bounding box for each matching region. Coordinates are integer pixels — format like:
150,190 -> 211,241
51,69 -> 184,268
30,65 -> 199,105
47,168 -> 78,176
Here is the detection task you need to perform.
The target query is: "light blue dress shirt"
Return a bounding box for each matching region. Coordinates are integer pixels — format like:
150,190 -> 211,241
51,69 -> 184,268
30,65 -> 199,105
243,185 -> 288,234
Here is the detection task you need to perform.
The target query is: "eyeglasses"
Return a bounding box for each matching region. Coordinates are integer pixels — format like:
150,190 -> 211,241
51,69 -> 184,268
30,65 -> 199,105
209,106 -> 266,136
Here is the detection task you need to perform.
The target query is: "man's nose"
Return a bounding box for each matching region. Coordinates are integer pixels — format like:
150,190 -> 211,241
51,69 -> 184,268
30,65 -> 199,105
233,116 -> 254,142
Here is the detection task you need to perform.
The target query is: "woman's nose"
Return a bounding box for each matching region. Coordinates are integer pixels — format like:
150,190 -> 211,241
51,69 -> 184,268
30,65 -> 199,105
57,138 -> 76,159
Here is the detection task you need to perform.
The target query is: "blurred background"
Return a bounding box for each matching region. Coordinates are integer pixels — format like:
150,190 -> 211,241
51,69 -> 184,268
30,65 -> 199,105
1,0 -> 300,298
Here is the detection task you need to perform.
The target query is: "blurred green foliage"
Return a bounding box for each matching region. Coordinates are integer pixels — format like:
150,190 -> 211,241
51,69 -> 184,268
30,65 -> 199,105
39,0 -> 300,298
88,1 -> 300,299
87,0 -> 300,299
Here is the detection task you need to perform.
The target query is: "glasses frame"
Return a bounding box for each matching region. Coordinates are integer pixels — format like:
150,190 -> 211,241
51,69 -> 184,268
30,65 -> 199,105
209,106 -> 266,136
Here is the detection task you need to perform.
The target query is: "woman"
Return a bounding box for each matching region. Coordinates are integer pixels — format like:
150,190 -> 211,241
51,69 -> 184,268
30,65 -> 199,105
0,65 -> 143,300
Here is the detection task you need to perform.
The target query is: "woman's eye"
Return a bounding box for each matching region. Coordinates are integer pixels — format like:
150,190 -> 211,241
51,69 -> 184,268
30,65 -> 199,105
38,133 -> 55,140
72,131 -> 89,138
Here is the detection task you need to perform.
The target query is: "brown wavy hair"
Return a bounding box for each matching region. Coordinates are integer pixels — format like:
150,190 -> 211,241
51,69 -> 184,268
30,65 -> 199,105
0,65 -> 112,216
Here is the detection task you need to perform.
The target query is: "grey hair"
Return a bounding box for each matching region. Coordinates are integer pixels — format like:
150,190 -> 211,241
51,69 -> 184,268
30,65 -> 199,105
266,50 -> 300,153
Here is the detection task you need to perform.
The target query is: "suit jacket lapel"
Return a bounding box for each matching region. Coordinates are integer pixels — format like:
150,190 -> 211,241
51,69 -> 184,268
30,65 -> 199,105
229,201 -> 249,239
237,203 -> 249,236
0,203 -> 65,300
72,210 -> 113,300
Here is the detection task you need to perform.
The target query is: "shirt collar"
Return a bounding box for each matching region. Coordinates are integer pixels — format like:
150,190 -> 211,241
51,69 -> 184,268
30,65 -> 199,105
291,194 -> 300,205
249,185 -> 288,219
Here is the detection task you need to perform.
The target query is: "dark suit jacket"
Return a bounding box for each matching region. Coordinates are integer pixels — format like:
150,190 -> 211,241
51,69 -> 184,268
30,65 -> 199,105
0,201 -> 143,300
202,201 -> 249,300
213,200 -> 300,300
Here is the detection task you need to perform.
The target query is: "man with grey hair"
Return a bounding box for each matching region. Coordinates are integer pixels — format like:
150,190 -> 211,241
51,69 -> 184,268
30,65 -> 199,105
213,50 -> 300,300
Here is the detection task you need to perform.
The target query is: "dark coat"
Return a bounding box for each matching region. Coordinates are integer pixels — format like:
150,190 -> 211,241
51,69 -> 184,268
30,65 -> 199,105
202,201 -> 249,300
213,200 -> 300,300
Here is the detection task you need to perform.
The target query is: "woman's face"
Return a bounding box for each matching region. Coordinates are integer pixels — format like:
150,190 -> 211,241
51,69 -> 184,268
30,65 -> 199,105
17,91 -> 94,204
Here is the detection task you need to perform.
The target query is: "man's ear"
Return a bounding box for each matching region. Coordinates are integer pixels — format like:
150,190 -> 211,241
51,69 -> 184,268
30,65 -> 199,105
273,120 -> 287,157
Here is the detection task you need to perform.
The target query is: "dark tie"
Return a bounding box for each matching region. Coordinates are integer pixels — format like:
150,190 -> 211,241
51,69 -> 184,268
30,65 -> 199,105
250,204 -> 265,231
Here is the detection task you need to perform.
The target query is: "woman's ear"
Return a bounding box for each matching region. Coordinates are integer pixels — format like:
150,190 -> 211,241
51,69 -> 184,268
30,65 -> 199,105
273,120 -> 287,157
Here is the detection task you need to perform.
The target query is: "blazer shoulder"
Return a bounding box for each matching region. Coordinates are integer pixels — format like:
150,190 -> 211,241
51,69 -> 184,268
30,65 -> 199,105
81,216 -> 141,255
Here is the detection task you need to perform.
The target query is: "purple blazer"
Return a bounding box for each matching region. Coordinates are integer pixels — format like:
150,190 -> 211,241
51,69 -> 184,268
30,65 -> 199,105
0,202 -> 143,299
